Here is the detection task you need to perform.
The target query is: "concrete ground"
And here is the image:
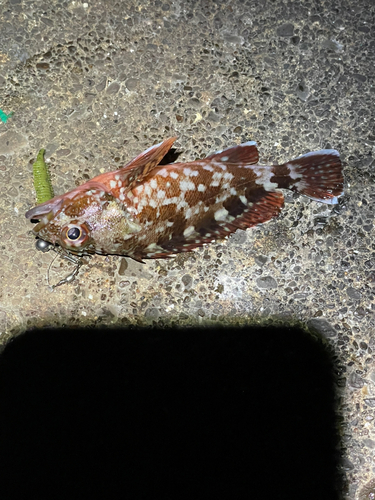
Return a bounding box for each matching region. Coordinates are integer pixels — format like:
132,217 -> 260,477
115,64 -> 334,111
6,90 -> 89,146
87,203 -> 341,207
0,0 -> 374,497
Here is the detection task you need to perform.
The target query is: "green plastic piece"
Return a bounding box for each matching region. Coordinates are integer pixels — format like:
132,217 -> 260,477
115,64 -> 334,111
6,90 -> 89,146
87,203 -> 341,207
32,149 -> 54,204
0,109 -> 14,123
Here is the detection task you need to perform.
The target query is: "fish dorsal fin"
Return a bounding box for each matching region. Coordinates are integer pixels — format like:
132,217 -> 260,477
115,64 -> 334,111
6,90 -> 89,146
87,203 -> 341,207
92,138 -> 177,194
205,141 -> 259,165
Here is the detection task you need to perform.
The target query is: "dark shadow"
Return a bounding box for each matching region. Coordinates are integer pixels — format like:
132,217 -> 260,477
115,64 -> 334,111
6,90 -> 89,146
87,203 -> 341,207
0,326 -> 342,499
159,147 -> 181,165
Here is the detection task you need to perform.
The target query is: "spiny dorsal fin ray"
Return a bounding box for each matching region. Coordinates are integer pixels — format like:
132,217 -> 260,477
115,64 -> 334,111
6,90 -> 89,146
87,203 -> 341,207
92,138 -> 177,194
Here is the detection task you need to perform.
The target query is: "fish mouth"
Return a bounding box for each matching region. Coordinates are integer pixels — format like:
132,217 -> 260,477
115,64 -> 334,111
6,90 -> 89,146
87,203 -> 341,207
25,198 -> 63,220
25,198 -> 64,234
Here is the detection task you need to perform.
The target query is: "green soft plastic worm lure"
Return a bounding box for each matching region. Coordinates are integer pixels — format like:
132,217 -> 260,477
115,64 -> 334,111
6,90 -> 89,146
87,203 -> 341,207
32,148 -> 54,204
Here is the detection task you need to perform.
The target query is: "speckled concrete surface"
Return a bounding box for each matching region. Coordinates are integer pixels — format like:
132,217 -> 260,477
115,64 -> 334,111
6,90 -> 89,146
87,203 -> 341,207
0,0 -> 374,496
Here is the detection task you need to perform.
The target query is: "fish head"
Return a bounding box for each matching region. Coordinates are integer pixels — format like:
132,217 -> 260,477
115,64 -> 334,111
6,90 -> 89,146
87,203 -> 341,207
25,181 -> 139,255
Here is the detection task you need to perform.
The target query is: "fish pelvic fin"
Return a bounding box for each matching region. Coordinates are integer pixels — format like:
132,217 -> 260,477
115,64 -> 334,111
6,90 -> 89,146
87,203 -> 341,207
272,149 -> 344,204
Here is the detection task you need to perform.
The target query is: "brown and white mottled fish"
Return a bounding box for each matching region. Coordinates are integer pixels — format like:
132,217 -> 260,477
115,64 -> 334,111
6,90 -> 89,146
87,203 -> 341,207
25,138 -> 344,262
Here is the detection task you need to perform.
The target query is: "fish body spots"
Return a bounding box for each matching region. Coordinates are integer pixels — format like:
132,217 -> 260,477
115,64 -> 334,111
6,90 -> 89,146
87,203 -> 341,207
214,207 -> 229,221
253,166 -> 279,191
183,225 -> 196,237
162,196 -> 178,206
287,163 -> 303,180
176,198 -> 189,210
183,167 -> 199,177
209,171 -> 225,187
180,179 -> 196,192
185,207 -> 193,219
158,168 -> 169,178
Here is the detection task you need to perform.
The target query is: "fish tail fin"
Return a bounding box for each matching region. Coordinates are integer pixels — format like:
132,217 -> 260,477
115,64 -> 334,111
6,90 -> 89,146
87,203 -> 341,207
279,149 -> 344,204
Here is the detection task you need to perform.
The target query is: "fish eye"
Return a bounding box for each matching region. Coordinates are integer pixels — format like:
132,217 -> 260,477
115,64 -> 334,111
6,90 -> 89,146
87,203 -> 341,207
61,224 -> 90,248
67,227 -> 81,240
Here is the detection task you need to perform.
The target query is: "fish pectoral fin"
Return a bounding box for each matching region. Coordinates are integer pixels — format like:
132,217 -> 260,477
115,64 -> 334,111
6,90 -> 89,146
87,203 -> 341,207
141,189 -> 284,259
205,141 -> 259,165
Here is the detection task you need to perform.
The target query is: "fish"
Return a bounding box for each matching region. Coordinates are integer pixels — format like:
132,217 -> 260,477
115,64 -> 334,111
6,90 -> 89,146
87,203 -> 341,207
25,138 -> 344,262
